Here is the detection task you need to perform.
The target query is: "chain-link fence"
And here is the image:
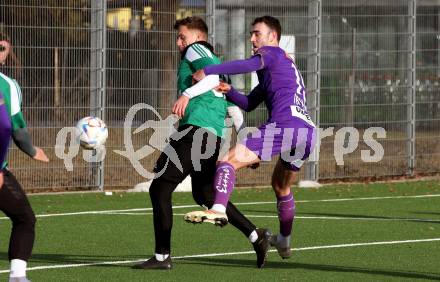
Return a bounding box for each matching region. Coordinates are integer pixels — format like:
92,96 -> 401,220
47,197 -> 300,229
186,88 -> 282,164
0,0 -> 439,190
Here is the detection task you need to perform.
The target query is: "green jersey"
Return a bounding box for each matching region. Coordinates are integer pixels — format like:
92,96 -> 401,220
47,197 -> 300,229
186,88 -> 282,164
177,42 -> 228,137
0,72 -> 26,168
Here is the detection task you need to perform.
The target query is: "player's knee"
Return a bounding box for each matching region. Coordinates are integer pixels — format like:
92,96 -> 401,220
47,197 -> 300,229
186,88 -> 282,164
149,183 -> 162,201
13,210 -> 36,232
272,183 -> 291,198
219,159 -> 240,171
149,178 -> 174,201
271,178 -> 283,192
28,213 -> 36,231
25,209 -> 36,228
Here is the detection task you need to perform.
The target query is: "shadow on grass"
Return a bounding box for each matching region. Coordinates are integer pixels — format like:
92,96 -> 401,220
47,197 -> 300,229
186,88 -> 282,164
411,211 -> 440,216
178,257 -> 440,280
297,212 -> 440,224
2,252 -> 439,280
0,252 -> 147,267
239,209 -> 277,215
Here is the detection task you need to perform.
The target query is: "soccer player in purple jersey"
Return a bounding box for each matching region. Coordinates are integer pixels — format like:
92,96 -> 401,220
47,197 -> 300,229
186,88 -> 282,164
184,16 -> 317,259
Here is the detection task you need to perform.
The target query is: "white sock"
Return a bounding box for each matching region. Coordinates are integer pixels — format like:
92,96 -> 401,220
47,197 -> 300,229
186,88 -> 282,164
155,253 -> 169,261
10,259 -> 26,278
211,204 -> 226,214
277,234 -> 291,248
248,230 -> 258,243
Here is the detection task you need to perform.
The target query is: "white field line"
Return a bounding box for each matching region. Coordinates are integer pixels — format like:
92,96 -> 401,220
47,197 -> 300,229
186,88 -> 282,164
0,238 -> 439,274
1,193 -> 440,221
99,212 -> 440,223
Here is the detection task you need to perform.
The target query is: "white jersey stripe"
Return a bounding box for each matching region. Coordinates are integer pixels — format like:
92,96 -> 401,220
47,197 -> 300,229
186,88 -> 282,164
185,46 -> 202,62
293,64 -> 305,97
0,72 -> 21,115
197,44 -> 213,58
185,44 -> 213,62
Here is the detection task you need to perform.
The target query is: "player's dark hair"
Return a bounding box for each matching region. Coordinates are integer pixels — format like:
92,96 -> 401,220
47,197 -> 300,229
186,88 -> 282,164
174,16 -> 208,37
0,31 -> 11,43
0,31 -> 22,78
252,15 -> 281,41
0,31 -> 10,53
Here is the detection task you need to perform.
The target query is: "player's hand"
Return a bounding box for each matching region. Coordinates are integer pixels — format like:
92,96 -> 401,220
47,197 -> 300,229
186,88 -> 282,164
0,172 -> 4,189
192,69 -> 206,82
33,147 -> 49,162
215,81 -> 231,93
172,95 -> 190,118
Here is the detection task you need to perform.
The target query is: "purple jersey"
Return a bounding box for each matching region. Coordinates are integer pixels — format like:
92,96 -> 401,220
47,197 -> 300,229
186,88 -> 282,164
204,46 -> 316,170
254,46 -> 314,127
0,93 -> 12,168
204,46 -> 315,128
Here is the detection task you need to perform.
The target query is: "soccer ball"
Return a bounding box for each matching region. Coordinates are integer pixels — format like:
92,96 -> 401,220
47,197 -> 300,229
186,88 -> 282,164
75,116 -> 108,150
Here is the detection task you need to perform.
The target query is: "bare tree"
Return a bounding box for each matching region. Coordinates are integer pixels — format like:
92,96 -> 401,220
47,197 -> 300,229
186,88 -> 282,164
152,0 -> 178,117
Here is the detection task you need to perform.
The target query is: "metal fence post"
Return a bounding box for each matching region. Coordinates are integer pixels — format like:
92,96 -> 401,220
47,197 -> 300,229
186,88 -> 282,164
407,0 -> 416,176
91,0 -> 106,190
305,0 -> 321,182
206,0 -> 216,46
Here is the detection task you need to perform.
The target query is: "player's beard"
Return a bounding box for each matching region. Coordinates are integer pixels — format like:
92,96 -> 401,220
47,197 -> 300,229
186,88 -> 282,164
252,44 -> 258,54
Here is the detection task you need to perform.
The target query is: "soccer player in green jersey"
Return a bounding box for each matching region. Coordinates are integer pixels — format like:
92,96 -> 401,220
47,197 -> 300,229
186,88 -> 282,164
0,35 -> 49,282
133,17 -> 270,270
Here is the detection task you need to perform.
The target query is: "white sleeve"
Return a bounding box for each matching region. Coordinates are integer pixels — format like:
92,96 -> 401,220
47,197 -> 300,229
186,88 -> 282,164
0,73 -> 21,115
227,105 -> 245,132
182,74 -> 220,99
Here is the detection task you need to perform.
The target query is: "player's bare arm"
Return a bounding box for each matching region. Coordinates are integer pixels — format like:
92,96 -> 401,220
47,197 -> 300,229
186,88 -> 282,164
172,95 -> 190,118
33,147 -> 49,162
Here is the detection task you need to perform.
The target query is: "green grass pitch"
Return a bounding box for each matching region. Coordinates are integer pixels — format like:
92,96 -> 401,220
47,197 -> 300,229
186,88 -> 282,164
1,181 -> 440,281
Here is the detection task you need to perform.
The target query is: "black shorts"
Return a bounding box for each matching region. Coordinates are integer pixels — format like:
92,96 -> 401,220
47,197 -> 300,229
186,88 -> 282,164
0,169 -> 34,218
153,124 -> 222,184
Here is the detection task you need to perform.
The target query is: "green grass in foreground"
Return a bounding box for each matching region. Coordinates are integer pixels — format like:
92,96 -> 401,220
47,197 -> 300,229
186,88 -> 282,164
0,181 -> 439,281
